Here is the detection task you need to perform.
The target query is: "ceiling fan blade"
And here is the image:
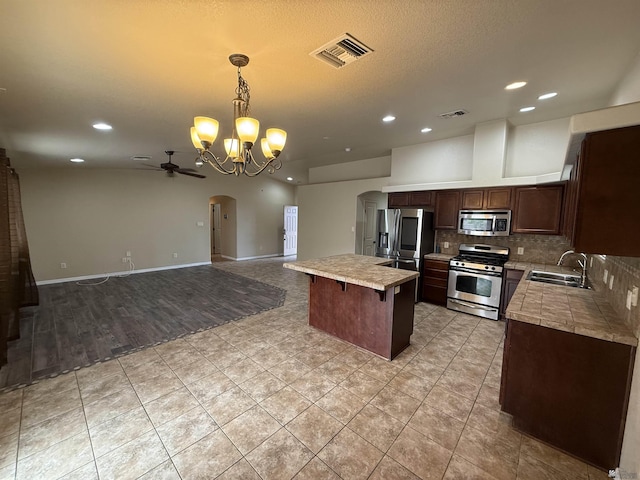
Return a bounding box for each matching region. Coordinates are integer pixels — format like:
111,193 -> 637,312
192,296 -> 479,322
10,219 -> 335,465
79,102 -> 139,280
176,169 -> 206,179
140,163 -> 163,170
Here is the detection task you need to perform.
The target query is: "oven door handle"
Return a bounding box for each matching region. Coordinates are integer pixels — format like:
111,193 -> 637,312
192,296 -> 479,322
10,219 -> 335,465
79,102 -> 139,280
448,298 -> 499,312
449,266 -> 502,277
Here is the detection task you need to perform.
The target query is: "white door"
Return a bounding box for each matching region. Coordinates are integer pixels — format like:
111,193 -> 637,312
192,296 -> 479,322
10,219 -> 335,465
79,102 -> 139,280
212,204 -> 221,255
363,201 -> 377,256
284,205 -> 298,256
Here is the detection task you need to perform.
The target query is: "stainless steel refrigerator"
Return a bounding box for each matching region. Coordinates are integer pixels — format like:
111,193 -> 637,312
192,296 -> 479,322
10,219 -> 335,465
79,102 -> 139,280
375,209 -> 436,298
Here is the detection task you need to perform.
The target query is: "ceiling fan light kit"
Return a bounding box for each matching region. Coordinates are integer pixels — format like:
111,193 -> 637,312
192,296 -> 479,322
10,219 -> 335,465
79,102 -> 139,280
190,54 -> 287,177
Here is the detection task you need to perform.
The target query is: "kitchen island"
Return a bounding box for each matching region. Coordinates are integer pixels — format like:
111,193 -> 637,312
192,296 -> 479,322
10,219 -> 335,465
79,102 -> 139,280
283,254 -> 419,360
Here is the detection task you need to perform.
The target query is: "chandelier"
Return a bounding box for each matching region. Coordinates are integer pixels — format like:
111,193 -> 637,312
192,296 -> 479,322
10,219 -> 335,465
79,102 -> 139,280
190,54 -> 287,176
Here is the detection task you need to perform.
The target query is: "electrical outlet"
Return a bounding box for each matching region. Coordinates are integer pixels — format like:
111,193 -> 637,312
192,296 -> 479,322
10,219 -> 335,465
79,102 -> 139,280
608,275 -> 614,290
603,269 -> 608,283
196,221 -> 204,227
60,262 -> 67,269
444,242 -> 450,249
172,252 -> 178,258
627,290 -> 633,310
126,251 -> 131,257
122,257 -> 128,263
517,247 -> 524,255
632,286 -> 639,307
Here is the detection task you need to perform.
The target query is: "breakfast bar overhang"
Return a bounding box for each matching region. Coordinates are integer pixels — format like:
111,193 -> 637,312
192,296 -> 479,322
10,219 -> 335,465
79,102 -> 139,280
284,254 -> 418,360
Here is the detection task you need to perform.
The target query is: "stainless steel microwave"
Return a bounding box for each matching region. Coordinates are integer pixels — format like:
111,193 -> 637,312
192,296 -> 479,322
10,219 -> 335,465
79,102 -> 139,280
458,210 -> 511,237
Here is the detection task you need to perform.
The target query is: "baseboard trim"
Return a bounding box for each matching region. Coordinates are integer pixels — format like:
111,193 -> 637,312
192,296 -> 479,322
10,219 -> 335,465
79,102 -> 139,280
225,253 -> 284,261
36,262 -> 213,285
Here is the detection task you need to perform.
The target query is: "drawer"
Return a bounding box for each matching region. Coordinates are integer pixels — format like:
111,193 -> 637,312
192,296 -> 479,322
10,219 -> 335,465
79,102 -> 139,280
423,268 -> 449,280
423,276 -> 448,288
423,259 -> 449,271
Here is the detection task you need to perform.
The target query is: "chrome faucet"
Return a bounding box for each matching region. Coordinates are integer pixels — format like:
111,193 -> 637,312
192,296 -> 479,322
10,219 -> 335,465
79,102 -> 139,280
557,250 -> 588,288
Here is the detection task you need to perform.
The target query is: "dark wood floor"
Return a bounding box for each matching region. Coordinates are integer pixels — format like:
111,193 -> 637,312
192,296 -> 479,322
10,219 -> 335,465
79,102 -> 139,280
0,265 -> 286,390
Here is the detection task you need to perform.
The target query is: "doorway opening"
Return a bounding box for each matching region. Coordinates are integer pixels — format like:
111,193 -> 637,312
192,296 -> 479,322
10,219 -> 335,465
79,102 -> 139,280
209,195 -> 237,261
355,191 -> 388,256
283,205 -> 298,257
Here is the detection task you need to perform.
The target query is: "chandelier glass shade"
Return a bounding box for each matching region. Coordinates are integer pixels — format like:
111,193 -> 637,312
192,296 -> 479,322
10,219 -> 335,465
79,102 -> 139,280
190,54 -> 287,176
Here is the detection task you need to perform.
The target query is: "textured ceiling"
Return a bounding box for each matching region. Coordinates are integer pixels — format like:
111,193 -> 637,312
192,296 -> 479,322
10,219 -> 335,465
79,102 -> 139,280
1,0 -> 640,184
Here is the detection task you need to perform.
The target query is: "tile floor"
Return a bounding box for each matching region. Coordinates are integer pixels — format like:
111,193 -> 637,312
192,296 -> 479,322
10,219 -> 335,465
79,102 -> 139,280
0,258 -> 610,479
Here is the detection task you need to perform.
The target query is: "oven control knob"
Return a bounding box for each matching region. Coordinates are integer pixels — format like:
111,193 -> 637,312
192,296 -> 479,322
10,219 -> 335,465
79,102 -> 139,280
492,266 -> 496,271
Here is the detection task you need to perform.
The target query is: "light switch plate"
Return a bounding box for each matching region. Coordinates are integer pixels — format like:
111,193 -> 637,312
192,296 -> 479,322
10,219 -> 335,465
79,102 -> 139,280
603,269 -> 608,283
609,275 -> 614,290
632,286 -> 639,307
517,247 -> 524,255
627,291 -> 633,310
444,242 -> 450,249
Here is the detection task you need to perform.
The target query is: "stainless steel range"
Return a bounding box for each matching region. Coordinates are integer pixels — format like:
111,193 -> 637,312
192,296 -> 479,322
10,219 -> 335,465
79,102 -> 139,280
446,244 -> 510,320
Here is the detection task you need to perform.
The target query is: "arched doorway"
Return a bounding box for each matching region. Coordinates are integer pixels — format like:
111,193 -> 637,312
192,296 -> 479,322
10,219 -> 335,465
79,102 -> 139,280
355,190 -> 388,255
209,195 -> 237,261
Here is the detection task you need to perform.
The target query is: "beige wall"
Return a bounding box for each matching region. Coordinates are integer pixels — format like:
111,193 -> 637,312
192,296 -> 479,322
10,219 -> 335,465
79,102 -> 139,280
19,167 -> 295,281
296,177 -> 389,260
309,156 -> 391,184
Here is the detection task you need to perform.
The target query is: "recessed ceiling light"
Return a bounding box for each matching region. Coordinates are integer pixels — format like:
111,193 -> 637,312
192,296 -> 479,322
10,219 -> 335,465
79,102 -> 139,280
323,136 -> 330,140
286,177 -> 293,181
382,115 -> 396,123
505,81 -> 527,90
421,127 -> 432,133
345,147 -> 351,152
93,123 -> 112,130
70,158 -> 85,163
519,106 -> 536,112
538,92 -> 557,100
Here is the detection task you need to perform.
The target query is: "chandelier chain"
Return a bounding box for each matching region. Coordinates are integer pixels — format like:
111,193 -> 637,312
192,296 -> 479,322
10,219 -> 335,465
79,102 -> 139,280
236,68 -> 251,117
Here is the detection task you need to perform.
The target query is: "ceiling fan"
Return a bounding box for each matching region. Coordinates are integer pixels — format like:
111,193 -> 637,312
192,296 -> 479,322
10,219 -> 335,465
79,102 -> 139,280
145,150 -> 206,179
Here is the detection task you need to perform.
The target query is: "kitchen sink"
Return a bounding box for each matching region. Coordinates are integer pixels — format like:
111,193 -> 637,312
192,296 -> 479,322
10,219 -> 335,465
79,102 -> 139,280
526,270 -> 591,289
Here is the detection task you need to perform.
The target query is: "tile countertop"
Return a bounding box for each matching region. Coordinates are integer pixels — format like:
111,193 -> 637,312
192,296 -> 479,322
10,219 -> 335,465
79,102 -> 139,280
283,254 -> 419,291
424,253 -> 454,261
505,263 -> 638,347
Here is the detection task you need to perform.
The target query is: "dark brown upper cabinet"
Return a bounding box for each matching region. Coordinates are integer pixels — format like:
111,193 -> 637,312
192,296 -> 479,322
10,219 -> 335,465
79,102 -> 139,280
566,125 -> 640,256
461,187 -> 512,210
409,191 -> 433,207
434,190 -> 460,230
512,184 -> 564,235
388,192 -> 410,208
388,191 -> 433,208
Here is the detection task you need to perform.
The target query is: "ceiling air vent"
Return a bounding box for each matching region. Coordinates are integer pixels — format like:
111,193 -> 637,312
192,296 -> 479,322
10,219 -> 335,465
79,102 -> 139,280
131,155 -> 152,161
438,109 -> 468,119
311,33 -> 373,69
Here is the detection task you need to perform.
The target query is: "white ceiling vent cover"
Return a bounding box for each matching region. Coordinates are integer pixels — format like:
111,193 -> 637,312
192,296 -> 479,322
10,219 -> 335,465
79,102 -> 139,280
310,33 -> 373,69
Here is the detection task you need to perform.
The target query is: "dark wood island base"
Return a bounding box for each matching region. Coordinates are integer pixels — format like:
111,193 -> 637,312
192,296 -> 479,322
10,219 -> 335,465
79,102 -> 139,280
284,254 -> 420,361
308,275 -> 416,360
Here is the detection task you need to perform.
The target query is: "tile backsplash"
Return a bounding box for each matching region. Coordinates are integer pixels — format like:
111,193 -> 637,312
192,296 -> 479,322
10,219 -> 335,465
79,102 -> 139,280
588,255 -> 640,338
434,231 -> 572,264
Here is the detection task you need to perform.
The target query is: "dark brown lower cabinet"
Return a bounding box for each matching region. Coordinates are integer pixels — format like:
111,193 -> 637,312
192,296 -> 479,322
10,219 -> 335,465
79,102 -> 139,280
500,320 -> 636,471
422,259 -> 449,305
308,275 -> 415,360
499,269 -> 524,319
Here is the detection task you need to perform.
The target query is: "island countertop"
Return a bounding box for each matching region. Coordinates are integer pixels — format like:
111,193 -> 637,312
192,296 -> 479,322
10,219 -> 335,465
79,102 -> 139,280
283,254 -> 419,291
